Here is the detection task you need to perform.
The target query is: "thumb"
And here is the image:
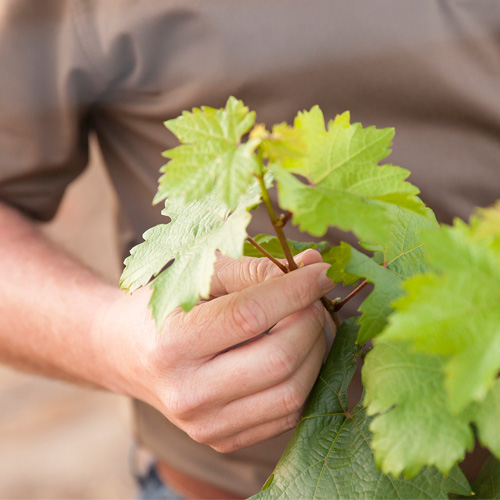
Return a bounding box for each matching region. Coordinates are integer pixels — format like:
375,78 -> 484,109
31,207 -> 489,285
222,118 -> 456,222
209,249 -> 324,297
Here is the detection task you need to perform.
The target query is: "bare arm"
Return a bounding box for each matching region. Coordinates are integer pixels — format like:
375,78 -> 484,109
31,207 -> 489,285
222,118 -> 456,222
0,201 -> 122,386
0,201 -> 335,452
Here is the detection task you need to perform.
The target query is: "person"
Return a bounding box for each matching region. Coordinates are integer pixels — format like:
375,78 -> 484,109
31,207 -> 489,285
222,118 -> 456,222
1,1 -> 499,499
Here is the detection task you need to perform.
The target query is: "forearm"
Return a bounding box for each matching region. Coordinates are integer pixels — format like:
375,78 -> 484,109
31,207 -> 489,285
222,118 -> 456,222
0,201 -> 123,389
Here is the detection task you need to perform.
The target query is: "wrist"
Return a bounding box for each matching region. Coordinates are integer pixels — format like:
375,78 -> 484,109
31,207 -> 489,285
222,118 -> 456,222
91,286 -> 159,403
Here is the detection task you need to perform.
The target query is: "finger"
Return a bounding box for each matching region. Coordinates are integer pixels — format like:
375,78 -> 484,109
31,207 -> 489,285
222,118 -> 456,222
197,303 -> 325,402
190,331 -> 326,444
209,249 -> 324,297
209,413 -> 299,453
176,261 -> 334,357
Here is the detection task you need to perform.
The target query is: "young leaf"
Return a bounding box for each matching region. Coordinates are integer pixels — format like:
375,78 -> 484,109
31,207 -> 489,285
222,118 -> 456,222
250,321 -> 470,500
243,234 -> 328,259
155,96 -> 259,210
379,206 -> 500,412
120,192 -> 255,329
322,242 -> 361,286
251,122 -> 306,163
271,109 -> 424,242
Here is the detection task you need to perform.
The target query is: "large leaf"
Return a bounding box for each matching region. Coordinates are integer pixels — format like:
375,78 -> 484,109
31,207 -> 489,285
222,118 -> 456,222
272,109 -> 423,243
250,321 -> 470,500
380,205 -> 500,412
120,193 -> 254,329
155,96 -> 259,210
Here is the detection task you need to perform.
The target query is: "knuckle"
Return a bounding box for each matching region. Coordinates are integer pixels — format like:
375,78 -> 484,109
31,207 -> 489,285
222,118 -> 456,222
167,390 -> 198,421
185,423 -> 213,445
265,344 -> 298,381
281,383 -> 306,415
285,411 -> 302,430
211,440 -> 238,454
158,315 -> 186,362
252,257 -> 281,283
240,256 -> 279,286
306,302 -> 327,332
227,295 -> 268,337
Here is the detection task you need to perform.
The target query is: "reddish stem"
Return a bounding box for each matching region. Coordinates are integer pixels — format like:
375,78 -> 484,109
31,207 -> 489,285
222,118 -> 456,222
334,280 -> 368,311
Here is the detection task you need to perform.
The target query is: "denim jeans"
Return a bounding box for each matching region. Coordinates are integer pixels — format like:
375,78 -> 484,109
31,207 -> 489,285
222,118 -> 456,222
137,464 -> 187,500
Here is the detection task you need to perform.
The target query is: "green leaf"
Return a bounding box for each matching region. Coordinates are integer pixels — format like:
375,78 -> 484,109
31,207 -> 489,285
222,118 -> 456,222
346,249 -> 403,344
471,201 -> 500,248
243,234 -> 329,260
120,193 -> 255,329
252,122 -> 306,163
272,109 -> 423,242
363,340 -> 475,478
250,320 -> 470,500
474,379 -> 500,458
155,96 -> 258,210
277,106 -> 329,178
380,211 -> 500,412
324,204 -> 437,343
323,242 -> 361,286
361,203 -> 438,278
468,456 -> 500,499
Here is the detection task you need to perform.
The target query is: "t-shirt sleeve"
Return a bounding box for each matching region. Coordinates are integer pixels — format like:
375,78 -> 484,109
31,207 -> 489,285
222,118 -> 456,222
0,1 -> 104,221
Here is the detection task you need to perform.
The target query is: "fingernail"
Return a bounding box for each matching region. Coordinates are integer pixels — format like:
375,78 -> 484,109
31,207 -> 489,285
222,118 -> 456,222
318,267 -> 335,292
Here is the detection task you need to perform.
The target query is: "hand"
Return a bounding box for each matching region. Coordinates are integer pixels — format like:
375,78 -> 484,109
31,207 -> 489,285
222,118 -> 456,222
99,250 -> 334,453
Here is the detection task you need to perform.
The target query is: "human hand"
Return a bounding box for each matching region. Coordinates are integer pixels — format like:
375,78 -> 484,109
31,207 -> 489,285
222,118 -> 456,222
99,250 -> 334,453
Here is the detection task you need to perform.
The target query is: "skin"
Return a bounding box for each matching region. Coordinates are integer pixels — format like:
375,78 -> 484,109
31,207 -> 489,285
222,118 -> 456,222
0,201 -> 334,453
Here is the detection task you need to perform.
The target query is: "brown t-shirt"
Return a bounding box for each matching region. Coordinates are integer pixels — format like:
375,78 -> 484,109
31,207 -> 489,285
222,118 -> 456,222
1,1 -> 499,496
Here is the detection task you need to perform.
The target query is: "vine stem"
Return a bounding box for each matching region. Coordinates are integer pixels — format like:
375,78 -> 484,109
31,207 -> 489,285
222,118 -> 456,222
246,237 -> 288,273
333,280 -> 368,312
280,212 -> 292,227
255,164 -> 339,330
256,173 -> 297,271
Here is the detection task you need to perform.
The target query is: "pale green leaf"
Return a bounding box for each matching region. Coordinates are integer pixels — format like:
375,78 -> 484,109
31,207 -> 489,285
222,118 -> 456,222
251,321 -> 470,500
120,193 -> 254,329
271,110 -> 423,242
155,96 -> 258,210
254,122 -> 306,163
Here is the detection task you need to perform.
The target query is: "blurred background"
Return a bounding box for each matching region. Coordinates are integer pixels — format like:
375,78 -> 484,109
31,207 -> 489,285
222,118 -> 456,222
0,139 -> 135,499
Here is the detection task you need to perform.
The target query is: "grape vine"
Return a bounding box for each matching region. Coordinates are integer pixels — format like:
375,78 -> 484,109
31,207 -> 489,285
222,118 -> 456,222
121,97 -> 500,499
